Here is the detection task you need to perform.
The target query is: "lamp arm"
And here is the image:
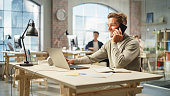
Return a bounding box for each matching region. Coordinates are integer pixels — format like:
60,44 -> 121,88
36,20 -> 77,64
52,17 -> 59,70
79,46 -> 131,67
21,20 -> 32,63
21,37 -> 28,63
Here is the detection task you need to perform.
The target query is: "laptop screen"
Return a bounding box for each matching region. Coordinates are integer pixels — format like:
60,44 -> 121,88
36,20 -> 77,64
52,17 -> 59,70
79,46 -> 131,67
47,48 -> 89,70
47,48 -> 70,70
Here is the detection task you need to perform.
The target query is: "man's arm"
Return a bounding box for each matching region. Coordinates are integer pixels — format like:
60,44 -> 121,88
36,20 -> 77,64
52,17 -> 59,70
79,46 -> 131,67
111,40 -> 140,68
72,43 -> 108,64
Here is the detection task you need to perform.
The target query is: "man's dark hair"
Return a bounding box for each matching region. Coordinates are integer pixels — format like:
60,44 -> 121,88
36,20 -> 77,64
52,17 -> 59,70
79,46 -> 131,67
134,35 -> 139,38
118,13 -> 127,25
93,31 -> 99,35
108,13 -> 123,24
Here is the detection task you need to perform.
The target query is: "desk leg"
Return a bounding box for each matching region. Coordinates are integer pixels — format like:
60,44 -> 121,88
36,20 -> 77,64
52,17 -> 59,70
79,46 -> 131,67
2,53 -> 7,81
147,58 -> 152,72
142,58 -> 145,72
17,69 -> 31,96
14,56 -> 23,88
2,61 -> 6,80
19,70 -> 25,96
126,82 -> 139,96
60,84 -> 76,96
24,78 -> 30,96
5,56 -> 9,83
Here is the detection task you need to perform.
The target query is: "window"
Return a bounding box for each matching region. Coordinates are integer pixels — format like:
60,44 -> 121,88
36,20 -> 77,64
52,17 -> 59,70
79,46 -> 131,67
0,0 -> 41,61
73,3 -> 117,48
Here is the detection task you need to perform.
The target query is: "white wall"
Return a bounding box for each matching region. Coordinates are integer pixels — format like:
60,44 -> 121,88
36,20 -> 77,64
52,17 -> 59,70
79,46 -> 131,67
31,0 -> 130,50
68,0 -> 130,35
141,0 -> 170,43
33,0 -> 52,51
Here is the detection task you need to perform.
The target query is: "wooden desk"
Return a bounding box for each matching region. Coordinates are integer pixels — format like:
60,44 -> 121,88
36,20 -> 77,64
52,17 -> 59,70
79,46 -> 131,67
1,50 -> 92,82
140,52 -> 156,72
62,50 -> 94,58
1,51 -> 48,82
9,63 -> 162,96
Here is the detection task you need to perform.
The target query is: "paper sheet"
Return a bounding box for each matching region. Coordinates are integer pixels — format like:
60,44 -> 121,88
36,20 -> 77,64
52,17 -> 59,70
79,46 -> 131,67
92,67 -> 131,73
80,72 -> 113,78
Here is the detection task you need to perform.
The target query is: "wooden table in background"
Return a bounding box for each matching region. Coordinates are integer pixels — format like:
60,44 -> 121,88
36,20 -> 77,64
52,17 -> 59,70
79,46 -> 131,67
62,50 -> 94,58
140,52 -> 156,72
1,51 -> 48,82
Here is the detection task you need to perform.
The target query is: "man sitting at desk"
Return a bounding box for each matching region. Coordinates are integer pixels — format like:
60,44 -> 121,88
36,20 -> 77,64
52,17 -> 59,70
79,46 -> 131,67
68,13 -> 140,71
85,31 -> 103,51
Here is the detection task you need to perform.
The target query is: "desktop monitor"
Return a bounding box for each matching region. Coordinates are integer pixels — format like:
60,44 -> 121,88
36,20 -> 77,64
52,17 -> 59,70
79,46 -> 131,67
14,35 -> 22,51
67,35 -> 78,50
7,42 -> 14,51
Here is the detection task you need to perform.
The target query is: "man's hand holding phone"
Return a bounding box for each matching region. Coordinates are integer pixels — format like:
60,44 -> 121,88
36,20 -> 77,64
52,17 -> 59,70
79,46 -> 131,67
112,28 -> 123,43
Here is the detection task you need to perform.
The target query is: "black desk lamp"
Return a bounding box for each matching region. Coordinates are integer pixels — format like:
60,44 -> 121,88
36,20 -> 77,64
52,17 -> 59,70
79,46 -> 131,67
20,19 -> 38,66
7,35 -> 12,39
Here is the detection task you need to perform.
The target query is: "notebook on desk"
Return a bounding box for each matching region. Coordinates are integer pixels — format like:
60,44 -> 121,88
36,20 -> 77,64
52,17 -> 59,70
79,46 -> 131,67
47,48 -> 89,70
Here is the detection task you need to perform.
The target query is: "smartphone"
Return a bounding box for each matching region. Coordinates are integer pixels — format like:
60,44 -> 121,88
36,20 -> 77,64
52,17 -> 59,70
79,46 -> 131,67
117,23 -> 127,35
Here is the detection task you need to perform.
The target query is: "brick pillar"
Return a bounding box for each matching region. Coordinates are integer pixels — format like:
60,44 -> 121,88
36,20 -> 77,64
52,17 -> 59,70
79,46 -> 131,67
130,0 -> 141,36
52,0 -> 68,48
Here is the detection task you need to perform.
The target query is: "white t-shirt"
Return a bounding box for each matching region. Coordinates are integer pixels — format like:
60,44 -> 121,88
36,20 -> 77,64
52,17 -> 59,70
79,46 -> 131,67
139,39 -> 144,52
93,42 -> 99,51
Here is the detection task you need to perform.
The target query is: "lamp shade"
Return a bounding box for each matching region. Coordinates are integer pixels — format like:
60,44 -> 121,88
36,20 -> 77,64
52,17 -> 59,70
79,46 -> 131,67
7,35 -> 12,39
26,22 -> 38,37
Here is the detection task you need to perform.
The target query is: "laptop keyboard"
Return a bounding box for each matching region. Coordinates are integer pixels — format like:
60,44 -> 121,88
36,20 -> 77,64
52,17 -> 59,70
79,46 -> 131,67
69,65 -> 89,69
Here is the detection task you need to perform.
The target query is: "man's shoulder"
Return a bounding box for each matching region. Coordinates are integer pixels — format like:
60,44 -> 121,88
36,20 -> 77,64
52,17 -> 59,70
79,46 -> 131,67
126,36 -> 139,46
123,34 -> 135,42
98,40 -> 103,44
103,40 -> 112,46
88,40 -> 93,44
122,34 -> 139,45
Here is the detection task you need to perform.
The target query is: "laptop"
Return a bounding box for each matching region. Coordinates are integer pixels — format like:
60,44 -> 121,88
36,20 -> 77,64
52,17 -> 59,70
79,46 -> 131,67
47,48 -> 89,70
